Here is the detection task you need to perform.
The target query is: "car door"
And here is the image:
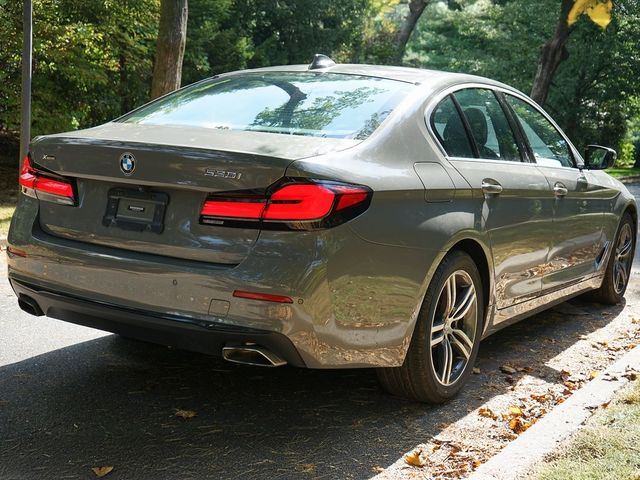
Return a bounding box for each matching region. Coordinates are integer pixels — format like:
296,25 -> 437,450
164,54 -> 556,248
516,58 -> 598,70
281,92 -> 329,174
430,88 -> 555,309
503,94 -> 608,291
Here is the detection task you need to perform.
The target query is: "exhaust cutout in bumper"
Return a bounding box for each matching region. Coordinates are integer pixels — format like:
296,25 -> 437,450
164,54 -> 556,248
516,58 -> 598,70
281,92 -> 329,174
222,345 -> 287,367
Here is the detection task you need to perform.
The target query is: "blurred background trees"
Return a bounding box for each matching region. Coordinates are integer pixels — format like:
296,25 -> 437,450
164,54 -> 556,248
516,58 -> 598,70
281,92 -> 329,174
0,0 -> 638,165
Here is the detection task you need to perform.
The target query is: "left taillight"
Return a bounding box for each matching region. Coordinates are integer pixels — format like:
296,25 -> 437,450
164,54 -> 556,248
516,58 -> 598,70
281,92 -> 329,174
19,155 -> 76,206
200,179 -> 372,230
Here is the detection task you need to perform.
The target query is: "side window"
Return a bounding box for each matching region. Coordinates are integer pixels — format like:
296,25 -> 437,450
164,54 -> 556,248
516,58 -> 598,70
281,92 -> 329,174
505,95 -> 574,168
453,89 -> 522,161
431,96 -> 474,158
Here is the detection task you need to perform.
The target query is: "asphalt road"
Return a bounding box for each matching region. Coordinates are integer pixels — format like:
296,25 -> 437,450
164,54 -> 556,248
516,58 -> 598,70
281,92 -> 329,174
1,184 -> 640,480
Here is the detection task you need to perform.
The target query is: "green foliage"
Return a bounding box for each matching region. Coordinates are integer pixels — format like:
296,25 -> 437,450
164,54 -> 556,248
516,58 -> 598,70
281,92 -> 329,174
405,0 -> 640,152
547,2 -> 640,151
182,0 -> 384,85
405,0 -> 551,92
0,0 -> 638,155
617,142 -> 635,168
0,0 -> 158,137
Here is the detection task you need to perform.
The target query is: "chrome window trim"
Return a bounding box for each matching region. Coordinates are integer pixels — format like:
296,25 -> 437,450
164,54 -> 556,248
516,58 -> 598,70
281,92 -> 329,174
424,82 -> 584,169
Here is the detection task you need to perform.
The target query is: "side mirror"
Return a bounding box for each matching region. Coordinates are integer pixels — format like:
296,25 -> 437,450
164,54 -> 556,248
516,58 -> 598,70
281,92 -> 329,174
584,145 -> 617,170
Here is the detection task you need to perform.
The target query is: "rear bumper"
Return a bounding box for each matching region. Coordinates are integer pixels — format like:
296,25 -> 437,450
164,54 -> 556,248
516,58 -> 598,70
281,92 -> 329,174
7,196 -> 432,368
9,278 -> 307,367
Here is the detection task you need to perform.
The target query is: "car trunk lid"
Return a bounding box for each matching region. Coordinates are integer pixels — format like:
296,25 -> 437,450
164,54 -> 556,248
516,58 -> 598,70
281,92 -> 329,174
31,123 -> 358,264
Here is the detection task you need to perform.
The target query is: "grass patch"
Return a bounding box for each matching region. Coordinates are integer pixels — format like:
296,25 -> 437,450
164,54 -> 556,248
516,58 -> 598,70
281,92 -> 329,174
606,167 -> 640,178
0,162 -> 17,237
0,204 -> 14,236
535,380 -> 640,480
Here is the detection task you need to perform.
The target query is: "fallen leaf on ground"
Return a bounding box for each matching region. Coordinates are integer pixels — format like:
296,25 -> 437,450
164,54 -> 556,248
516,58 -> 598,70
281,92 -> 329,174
478,407 -> 497,420
472,459 -> 482,469
404,449 -> 426,467
589,370 -> 599,380
531,393 -> 550,403
500,365 -> 517,374
563,381 -> 579,391
302,464 -> 316,474
508,406 -> 524,417
473,367 -> 481,374
91,466 -> 113,477
175,409 -> 197,419
509,418 -> 533,434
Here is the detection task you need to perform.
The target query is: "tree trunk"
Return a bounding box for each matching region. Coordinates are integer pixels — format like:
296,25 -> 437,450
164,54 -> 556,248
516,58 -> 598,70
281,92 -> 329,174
394,0 -> 429,64
530,0 -> 573,106
150,0 -> 188,99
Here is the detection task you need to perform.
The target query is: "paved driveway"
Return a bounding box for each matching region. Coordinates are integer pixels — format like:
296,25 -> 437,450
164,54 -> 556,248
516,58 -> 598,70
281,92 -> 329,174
1,184 -> 639,480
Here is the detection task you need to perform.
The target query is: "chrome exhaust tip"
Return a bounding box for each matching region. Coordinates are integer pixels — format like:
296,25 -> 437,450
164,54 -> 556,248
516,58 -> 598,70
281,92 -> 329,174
18,294 -> 44,317
222,344 -> 287,367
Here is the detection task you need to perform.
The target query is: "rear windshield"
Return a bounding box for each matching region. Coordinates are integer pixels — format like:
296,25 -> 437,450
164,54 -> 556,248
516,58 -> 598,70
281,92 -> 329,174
120,72 -> 414,139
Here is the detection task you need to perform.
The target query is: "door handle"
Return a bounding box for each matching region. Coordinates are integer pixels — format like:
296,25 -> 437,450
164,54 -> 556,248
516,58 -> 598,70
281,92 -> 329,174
553,182 -> 568,197
481,179 -> 503,195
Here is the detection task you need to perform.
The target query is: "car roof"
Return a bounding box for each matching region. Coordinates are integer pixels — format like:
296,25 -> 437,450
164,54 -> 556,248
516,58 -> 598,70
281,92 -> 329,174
233,63 -> 516,92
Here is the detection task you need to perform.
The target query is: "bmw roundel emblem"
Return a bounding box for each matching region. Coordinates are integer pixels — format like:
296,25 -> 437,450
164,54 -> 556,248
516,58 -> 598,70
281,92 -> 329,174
119,153 -> 135,175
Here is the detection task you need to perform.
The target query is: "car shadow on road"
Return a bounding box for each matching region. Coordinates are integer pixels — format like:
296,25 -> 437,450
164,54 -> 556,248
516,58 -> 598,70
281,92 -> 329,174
0,298 -> 625,480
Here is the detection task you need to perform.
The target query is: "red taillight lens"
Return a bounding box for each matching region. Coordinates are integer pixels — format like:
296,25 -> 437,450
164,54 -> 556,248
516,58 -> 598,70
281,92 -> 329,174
201,197 -> 266,220
19,156 -> 75,205
200,180 -> 371,229
263,184 -> 335,221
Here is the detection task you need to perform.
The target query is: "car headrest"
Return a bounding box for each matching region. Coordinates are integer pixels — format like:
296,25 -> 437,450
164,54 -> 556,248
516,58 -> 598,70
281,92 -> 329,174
463,107 -> 488,145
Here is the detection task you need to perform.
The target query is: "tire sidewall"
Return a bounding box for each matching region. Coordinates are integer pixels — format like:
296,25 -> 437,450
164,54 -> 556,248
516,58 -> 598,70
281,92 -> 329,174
415,251 -> 484,400
605,213 -> 636,301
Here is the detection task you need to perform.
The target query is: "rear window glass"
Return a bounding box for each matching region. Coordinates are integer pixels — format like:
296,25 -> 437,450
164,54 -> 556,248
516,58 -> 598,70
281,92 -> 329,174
120,72 -> 414,139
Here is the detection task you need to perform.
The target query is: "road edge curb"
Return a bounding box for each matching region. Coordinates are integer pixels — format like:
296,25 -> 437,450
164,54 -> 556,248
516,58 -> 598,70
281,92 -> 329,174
469,344 -> 640,480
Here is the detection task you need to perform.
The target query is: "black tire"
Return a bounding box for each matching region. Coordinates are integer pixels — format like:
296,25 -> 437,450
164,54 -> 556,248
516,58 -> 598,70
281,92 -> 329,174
377,250 -> 484,403
591,213 -> 636,305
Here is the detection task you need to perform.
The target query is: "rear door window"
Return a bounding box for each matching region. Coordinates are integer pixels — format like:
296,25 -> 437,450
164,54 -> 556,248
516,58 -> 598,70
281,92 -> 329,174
453,89 -> 522,162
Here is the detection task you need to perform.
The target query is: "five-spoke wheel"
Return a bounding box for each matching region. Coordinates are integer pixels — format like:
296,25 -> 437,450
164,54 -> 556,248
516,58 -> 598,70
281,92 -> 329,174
377,251 -> 483,403
430,271 -> 478,386
592,213 -> 636,305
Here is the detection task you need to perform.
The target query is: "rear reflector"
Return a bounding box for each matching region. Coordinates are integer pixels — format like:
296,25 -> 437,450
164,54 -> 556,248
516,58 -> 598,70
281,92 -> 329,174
19,156 -> 75,205
233,290 -> 294,304
6,246 -> 27,258
200,180 -> 371,229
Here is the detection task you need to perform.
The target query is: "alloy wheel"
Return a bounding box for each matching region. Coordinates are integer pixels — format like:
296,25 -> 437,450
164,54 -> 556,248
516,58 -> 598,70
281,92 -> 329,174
613,223 -> 633,295
430,270 -> 478,386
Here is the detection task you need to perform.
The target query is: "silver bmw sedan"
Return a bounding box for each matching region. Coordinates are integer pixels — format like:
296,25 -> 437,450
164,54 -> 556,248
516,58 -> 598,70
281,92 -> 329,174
7,56 -> 636,403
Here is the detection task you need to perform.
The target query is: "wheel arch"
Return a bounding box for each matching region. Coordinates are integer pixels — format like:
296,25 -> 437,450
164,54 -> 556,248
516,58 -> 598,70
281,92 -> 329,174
402,233 -> 495,360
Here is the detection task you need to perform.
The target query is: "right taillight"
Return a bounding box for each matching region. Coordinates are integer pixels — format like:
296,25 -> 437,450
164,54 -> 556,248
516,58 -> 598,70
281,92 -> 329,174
200,179 -> 371,230
19,155 -> 76,206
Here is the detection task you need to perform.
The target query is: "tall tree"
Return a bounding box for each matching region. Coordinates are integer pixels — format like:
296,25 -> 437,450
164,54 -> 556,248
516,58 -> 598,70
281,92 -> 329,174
151,0 -> 188,99
394,0 -> 428,63
529,0 -> 574,105
530,0 -> 613,105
